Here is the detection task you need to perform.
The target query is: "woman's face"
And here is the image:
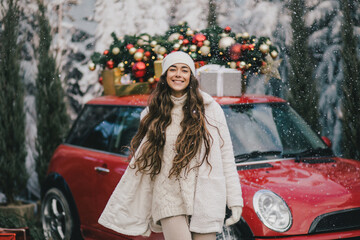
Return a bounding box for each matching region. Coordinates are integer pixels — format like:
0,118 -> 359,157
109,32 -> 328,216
166,63 -> 191,97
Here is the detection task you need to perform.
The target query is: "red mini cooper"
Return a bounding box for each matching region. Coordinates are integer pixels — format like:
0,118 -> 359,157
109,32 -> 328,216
41,94 -> 360,240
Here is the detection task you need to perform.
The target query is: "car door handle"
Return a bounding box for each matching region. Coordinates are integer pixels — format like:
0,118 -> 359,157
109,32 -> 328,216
94,166 -> 110,173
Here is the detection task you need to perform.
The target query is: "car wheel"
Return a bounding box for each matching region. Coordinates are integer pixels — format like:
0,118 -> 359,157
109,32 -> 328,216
42,188 -> 79,240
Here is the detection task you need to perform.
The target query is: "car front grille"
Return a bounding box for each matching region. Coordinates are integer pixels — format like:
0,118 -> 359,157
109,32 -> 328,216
309,208 -> 360,233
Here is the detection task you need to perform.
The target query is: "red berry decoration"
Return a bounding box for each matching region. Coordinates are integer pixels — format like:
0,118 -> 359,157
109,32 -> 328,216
183,39 -> 190,45
197,41 -> 204,47
224,26 -> 232,33
132,61 -> 146,79
103,50 -> 109,55
106,60 -> 114,69
179,35 -> 184,40
241,44 -> 249,51
229,43 -> 242,61
194,33 -> 206,43
126,44 -> 134,50
98,76 -> 103,85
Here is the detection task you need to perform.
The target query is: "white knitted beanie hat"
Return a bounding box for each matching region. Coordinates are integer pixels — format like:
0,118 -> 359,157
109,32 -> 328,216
161,51 -> 196,75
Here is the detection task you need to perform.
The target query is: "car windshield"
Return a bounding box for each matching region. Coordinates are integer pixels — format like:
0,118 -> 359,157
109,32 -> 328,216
223,103 -> 331,161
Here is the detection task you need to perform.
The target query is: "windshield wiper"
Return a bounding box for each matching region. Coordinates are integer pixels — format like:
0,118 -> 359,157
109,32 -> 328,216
235,151 -> 282,163
284,147 -> 333,162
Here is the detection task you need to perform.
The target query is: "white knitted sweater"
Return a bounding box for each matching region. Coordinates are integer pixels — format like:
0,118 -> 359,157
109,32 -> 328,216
151,93 -> 199,224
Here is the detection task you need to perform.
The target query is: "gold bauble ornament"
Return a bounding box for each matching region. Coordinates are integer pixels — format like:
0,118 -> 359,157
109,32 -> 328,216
204,40 -> 210,46
168,32 -> 181,42
239,61 -> 246,69
150,40 -> 158,47
236,33 -> 243,39
186,29 -> 194,36
148,77 -> 155,84
118,62 -> 125,68
270,50 -> 278,59
88,62 -> 96,71
157,54 -> 164,60
230,61 -> 237,69
219,36 -> 235,49
137,39 -> 145,46
129,47 -> 137,55
112,47 -> 120,55
242,32 -> 250,39
266,39 -> 272,45
134,51 -> 144,61
154,45 -> 160,53
141,34 -> 150,42
259,44 -> 270,54
173,43 -> 181,50
190,45 -> 197,52
158,46 -> 167,55
199,46 -> 210,56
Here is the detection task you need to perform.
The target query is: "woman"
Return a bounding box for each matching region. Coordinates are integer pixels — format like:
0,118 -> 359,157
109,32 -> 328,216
99,51 -> 243,240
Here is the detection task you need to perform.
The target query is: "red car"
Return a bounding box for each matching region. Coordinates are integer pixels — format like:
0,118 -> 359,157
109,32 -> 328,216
41,94 -> 360,240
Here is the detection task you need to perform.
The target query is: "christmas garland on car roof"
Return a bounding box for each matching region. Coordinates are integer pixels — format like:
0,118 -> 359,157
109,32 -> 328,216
89,22 -> 280,84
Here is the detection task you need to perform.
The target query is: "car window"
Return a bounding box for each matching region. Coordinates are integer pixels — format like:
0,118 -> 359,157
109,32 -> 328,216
66,105 -> 119,152
223,103 -> 327,157
66,105 -> 143,155
109,107 -> 143,155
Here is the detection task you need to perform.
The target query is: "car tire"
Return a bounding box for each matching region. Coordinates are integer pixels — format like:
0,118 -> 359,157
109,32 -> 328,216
41,187 -> 82,240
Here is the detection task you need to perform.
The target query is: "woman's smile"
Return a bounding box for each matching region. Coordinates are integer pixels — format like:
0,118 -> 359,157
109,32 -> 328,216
166,63 -> 191,97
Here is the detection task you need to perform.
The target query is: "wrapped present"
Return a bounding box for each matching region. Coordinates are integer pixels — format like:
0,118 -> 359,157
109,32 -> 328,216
102,69 -> 150,96
0,228 -> 30,240
115,82 -> 150,96
196,64 -> 242,96
101,68 -> 117,95
0,233 -> 16,240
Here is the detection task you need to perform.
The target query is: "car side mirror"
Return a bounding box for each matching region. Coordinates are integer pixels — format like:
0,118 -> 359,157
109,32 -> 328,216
321,136 -> 332,148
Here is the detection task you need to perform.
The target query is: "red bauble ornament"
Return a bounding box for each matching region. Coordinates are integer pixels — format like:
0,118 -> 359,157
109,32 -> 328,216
224,26 -> 232,33
98,76 -> 103,85
137,48 -> 144,53
249,44 -> 255,50
126,44 -> 134,50
144,51 -> 151,57
179,35 -> 184,40
194,33 -> 206,43
241,44 -> 249,51
229,43 -> 242,61
106,60 -> 114,69
132,61 -> 146,78
183,39 -> 190,45
192,38 -> 197,44
103,50 -> 109,55
197,41 -> 204,47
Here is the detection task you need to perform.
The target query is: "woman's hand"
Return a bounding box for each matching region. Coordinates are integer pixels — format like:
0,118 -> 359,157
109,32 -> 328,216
225,206 -> 243,226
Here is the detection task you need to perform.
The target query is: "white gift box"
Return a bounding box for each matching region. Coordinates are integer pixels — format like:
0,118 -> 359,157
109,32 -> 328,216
196,64 -> 242,96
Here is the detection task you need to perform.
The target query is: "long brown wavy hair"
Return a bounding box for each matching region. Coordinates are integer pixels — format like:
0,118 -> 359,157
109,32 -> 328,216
130,72 -> 213,179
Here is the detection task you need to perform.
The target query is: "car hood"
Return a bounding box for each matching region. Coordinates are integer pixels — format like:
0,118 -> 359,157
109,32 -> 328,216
238,157 -> 360,235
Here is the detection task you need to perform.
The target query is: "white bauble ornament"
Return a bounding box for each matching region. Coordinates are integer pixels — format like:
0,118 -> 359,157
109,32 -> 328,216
260,44 -> 270,54
200,46 -> 210,56
129,47 -> 137,55
168,33 -> 181,42
219,36 -> 235,49
190,45 -> 197,52
173,43 -> 181,50
150,41 -> 157,47
203,40 -> 210,46
134,51 -> 144,61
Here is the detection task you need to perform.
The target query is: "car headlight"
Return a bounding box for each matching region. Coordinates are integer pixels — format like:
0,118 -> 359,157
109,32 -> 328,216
253,190 -> 292,232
